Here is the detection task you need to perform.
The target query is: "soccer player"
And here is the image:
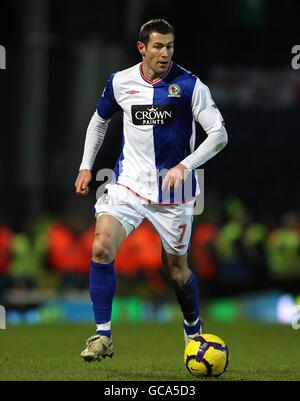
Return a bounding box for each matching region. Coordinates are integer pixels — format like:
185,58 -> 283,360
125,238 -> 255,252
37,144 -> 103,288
75,19 -> 228,362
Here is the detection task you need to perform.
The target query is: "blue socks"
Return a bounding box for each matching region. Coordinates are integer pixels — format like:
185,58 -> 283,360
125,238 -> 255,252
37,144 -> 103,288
89,260 -> 116,338
174,271 -> 201,337
89,260 -> 200,339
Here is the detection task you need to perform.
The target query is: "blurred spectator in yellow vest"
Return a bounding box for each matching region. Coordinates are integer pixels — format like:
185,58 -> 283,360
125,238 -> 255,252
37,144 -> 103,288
242,221 -> 269,288
266,212 -> 300,287
216,196 -> 254,292
10,215 -> 50,289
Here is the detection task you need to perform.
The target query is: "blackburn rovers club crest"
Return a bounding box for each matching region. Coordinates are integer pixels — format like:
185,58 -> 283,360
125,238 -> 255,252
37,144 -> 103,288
168,84 -> 181,97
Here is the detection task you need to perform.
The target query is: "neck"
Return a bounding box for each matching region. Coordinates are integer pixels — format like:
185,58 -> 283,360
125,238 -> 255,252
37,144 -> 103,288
141,62 -> 171,83
141,63 -> 160,82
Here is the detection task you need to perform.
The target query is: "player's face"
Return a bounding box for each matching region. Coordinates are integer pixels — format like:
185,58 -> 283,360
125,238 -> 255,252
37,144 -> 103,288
138,32 -> 174,80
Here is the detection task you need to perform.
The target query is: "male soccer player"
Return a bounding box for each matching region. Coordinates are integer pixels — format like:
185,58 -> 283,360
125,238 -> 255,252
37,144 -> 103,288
75,19 -> 228,362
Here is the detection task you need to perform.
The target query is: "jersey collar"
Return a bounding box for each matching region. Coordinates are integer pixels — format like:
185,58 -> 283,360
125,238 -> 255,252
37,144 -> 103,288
139,61 -> 173,85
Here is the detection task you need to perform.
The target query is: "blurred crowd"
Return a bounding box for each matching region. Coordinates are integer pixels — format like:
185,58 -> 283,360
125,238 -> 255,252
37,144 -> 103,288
1,195 -> 300,302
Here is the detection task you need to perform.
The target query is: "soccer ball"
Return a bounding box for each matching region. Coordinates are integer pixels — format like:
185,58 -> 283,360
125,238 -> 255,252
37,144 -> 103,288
184,333 -> 229,378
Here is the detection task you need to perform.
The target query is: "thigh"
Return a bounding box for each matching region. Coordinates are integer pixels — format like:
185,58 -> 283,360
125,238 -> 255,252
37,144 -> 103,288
145,203 -> 193,256
94,184 -> 145,236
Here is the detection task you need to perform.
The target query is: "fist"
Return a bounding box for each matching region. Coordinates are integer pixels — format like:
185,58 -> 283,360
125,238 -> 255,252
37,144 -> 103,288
161,163 -> 188,191
75,169 -> 92,196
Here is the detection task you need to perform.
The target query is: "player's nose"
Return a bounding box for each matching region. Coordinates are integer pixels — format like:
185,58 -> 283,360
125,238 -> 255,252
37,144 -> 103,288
160,47 -> 168,57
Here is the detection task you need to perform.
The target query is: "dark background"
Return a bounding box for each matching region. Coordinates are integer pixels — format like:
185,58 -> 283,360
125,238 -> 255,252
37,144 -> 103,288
0,0 -> 300,228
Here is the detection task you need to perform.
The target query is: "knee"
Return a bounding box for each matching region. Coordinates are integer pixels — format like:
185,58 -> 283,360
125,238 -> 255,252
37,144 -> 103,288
163,263 -> 190,288
162,252 -> 190,287
165,266 -> 181,285
92,234 -> 114,263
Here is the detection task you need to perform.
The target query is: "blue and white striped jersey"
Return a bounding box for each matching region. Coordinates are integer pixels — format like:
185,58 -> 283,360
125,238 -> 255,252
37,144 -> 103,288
81,62 -> 227,204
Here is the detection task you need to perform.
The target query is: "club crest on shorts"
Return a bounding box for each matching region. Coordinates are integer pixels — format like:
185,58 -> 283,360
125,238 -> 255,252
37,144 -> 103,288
168,84 -> 181,97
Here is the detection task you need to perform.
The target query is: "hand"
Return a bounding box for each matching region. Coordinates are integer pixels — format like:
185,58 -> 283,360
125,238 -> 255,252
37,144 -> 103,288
161,163 -> 188,191
75,169 -> 92,196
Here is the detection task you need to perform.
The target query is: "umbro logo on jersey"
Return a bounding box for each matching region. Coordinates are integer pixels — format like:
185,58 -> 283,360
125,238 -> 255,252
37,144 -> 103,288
126,90 -> 140,94
131,105 -> 175,125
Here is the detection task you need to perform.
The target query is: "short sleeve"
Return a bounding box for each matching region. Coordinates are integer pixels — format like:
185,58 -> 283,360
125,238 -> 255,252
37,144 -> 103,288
97,74 -> 121,120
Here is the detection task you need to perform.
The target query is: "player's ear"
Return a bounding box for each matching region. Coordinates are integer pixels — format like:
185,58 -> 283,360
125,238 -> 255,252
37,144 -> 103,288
137,41 -> 145,57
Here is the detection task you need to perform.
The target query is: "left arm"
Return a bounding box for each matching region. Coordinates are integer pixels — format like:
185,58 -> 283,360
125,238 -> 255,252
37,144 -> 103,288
162,79 -> 228,190
181,79 -> 228,170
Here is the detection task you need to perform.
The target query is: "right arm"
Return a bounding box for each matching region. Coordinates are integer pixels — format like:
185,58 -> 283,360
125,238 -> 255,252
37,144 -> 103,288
75,73 -> 121,196
75,112 -> 109,196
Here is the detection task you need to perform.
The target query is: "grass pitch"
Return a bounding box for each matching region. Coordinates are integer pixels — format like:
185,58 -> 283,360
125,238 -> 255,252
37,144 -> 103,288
0,320 -> 299,381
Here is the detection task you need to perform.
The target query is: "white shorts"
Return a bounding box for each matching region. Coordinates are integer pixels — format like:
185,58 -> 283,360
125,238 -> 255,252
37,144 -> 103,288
94,184 -> 194,255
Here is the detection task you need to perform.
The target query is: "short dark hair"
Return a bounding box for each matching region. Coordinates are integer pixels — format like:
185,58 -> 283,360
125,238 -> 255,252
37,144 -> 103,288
139,19 -> 174,45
